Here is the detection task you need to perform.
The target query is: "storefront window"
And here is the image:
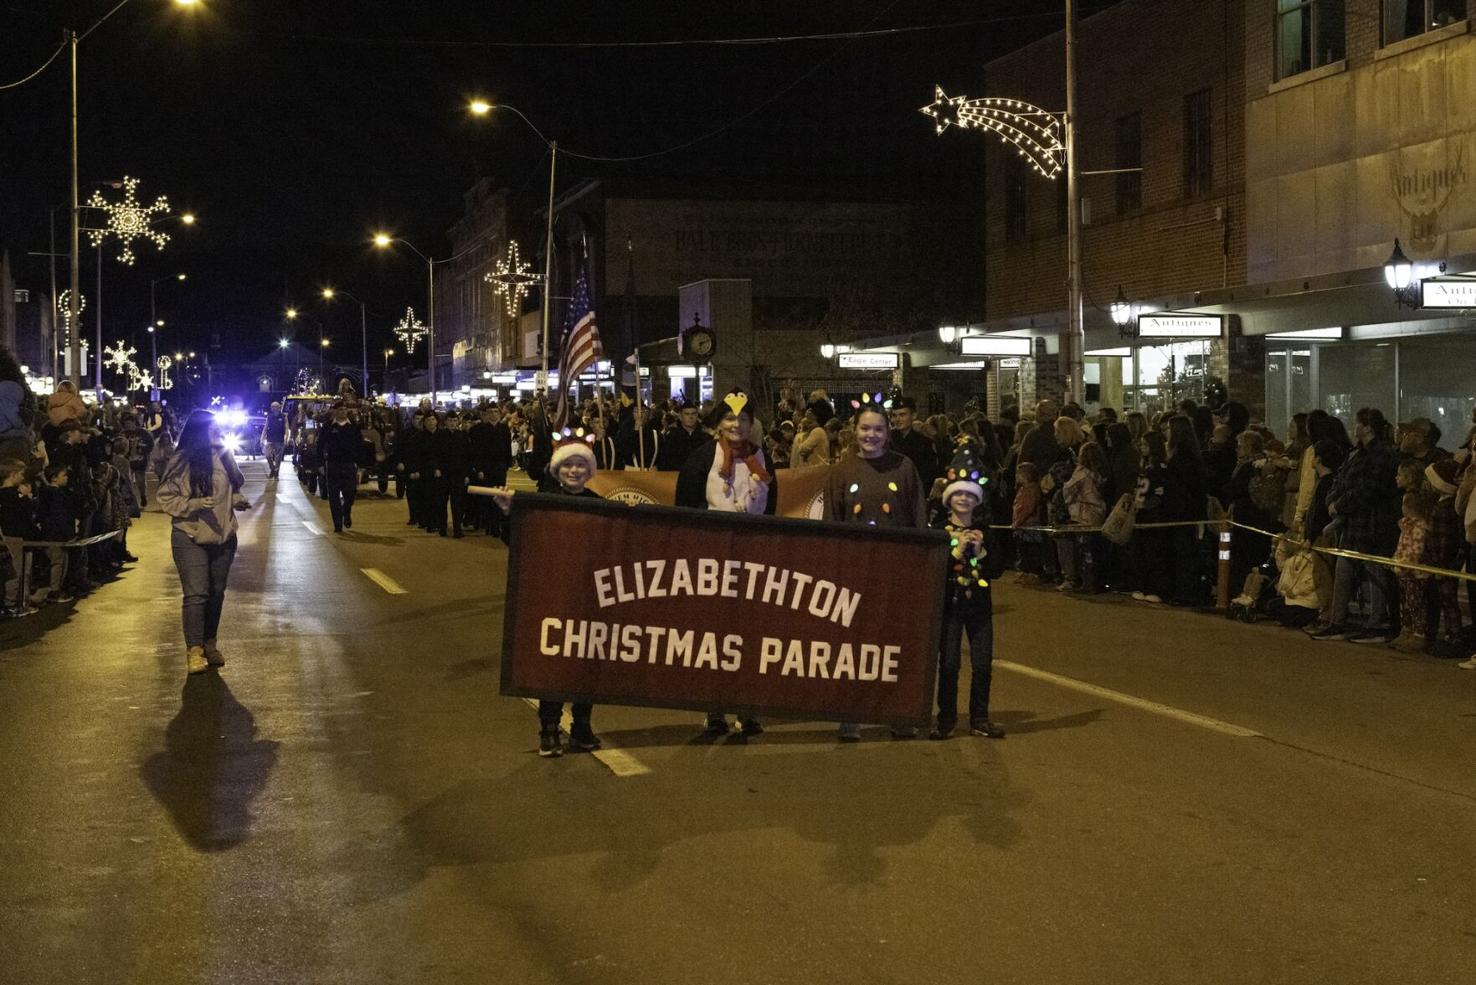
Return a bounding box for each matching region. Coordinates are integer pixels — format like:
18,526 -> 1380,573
1318,343 -> 1395,421
1125,341 -> 1209,414
1264,347 -> 1314,435
1397,336 -> 1476,449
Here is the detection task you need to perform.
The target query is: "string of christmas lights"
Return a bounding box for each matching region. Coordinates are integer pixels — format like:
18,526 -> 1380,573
102,340 -> 138,376
920,85 -> 1064,179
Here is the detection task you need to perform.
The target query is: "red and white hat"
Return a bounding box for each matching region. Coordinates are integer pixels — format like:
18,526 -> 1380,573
549,427 -> 598,473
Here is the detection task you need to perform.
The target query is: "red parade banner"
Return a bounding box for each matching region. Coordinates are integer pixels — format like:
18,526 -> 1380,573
500,494 -> 949,727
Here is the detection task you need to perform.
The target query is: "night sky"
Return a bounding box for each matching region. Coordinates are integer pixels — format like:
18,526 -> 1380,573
1,1 -> 1103,368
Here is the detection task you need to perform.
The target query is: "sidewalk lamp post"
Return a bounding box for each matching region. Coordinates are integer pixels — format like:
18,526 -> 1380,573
321,287 -> 369,397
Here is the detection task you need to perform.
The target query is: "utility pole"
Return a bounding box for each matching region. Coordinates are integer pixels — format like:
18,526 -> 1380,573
539,142 -> 558,379
1064,0 -> 1085,405
67,30 -> 81,389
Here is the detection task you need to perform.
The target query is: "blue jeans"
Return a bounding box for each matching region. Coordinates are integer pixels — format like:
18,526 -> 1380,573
1330,555 -> 1393,630
936,609 -> 995,728
171,528 -> 237,648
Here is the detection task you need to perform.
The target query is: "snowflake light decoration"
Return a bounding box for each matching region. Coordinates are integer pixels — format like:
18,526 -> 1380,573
156,355 -> 175,391
920,86 -> 1064,179
393,306 -> 428,354
484,240 -> 542,317
103,340 -> 138,375
86,176 -> 171,266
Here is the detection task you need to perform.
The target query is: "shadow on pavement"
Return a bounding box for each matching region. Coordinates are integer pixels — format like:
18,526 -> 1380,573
994,708 -> 1106,734
0,602 -> 76,653
444,657 -> 495,681
341,531 -> 405,546
140,674 -> 280,852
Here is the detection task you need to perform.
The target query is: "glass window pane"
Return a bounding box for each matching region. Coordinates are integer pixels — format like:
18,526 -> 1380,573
1318,0 -> 1347,64
1432,0 -> 1466,28
1265,350 -> 1290,435
1290,348 -> 1313,420
1317,343 -> 1396,423
1396,336 -> 1476,450
1278,4 -> 1312,77
1384,0 -> 1420,44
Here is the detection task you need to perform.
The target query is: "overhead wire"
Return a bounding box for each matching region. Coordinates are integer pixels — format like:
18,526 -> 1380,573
0,39 -> 64,90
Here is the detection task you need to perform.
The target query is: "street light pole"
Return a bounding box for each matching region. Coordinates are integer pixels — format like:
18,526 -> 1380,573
322,288 -> 370,397
540,141 -> 558,378
1064,0 -> 1085,405
67,31 -> 80,390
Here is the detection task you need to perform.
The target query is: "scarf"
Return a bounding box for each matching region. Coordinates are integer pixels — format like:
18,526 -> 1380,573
718,436 -> 772,486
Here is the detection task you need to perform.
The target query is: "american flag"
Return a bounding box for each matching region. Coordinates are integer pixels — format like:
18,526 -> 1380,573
552,266 -> 602,430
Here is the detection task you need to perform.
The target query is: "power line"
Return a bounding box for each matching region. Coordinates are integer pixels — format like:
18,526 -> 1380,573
247,12 -> 1062,50
0,39 -> 64,90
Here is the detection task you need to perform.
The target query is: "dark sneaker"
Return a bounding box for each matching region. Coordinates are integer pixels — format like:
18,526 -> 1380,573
702,717 -> 730,736
739,718 -> 764,736
343,516 -> 352,529
1302,620 -> 1330,635
1309,624 -> 1350,641
970,720 -> 1006,738
1350,629 -> 1395,645
568,726 -> 602,752
538,731 -> 563,758
929,724 -> 955,740
890,727 -> 918,739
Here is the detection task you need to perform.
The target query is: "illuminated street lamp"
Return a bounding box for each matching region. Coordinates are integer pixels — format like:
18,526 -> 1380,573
148,271 -> 186,398
321,286 -> 369,397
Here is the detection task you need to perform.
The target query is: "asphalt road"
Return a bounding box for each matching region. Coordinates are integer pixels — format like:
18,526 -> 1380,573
2,459 -> 1473,985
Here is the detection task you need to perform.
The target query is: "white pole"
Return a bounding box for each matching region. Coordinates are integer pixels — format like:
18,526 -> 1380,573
539,142 -> 558,377
67,31 -> 81,390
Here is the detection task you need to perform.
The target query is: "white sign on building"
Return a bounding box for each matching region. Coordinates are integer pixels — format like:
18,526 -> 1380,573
1137,314 -> 1223,338
1421,280 -> 1476,308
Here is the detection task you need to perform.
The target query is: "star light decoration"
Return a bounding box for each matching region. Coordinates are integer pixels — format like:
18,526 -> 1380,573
920,85 -> 1064,179
484,240 -> 542,317
86,176 -> 171,265
156,355 -> 175,391
393,306 -> 428,354
102,340 -> 138,376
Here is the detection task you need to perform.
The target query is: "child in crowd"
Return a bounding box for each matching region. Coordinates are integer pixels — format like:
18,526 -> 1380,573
0,459 -> 34,614
37,463 -> 77,604
1391,489 -> 1433,652
1420,459 -> 1463,652
1011,462 -> 1044,583
1061,441 -> 1108,592
931,446 -> 1005,740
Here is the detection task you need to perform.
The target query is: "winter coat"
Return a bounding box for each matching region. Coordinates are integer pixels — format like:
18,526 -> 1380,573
0,380 -> 29,439
1063,465 -> 1106,527
46,387 -> 87,427
1275,537 -> 1330,611
1327,438 -> 1400,554
1012,481 -> 1043,529
157,448 -> 247,545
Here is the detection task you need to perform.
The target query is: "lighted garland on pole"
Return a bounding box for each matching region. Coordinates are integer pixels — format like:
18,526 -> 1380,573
85,176 -> 171,266
485,239 -> 542,317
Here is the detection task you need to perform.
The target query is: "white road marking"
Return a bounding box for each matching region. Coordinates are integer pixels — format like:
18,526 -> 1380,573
361,568 -> 407,595
302,520 -> 325,536
994,660 -> 1264,738
520,697 -> 651,776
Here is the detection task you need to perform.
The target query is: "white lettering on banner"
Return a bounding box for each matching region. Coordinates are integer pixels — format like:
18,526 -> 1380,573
591,560 -> 865,627
539,619 -> 905,682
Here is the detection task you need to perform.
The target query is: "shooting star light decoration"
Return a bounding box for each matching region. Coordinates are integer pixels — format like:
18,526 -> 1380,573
484,239 -> 542,318
920,85 -> 1064,179
86,176 -> 171,265
393,306 -> 428,354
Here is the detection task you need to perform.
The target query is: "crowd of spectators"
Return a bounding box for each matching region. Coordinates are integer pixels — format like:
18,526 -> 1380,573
0,345 -> 176,616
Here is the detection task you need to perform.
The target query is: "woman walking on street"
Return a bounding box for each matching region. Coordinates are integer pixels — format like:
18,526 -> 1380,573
157,409 -> 252,676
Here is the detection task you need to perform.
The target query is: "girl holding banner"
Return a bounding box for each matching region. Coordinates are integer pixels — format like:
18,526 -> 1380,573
489,431 -> 604,759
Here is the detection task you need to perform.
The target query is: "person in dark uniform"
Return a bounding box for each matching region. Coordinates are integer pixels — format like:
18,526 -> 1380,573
397,411 -> 428,528
468,404 -> 512,535
424,411 -> 468,537
617,400 -> 662,470
318,402 -> 362,533
657,401 -> 711,472
488,433 -> 604,758
676,389 -> 778,738
889,396 -> 941,491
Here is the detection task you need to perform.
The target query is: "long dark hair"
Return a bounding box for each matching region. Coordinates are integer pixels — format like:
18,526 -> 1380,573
174,409 -> 220,497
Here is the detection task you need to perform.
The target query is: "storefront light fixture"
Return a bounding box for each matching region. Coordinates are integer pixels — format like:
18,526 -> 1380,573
1385,238 -> 1446,309
819,343 -> 836,359
937,325 -> 959,345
